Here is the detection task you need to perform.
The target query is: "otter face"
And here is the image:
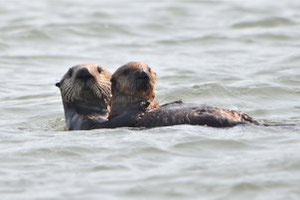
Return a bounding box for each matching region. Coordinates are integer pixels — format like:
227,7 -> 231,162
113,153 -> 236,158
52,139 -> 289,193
56,64 -> 112,106
111,62 -> 157,101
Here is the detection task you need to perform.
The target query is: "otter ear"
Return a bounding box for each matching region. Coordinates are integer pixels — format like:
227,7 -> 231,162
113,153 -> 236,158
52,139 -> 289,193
149,67 -> 157,78
55,82 -> 61,88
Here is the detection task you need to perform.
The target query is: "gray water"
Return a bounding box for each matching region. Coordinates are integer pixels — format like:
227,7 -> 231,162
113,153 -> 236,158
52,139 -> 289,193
1,0 -> 300,199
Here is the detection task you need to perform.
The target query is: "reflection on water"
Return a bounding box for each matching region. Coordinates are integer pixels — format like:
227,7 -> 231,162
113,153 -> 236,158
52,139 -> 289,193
0,0 -> 300,199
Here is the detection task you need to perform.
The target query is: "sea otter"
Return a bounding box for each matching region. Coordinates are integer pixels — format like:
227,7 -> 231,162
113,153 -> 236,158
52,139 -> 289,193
97,61 -> 258,128
108,61 -> 159,120
56,64 -> 112,130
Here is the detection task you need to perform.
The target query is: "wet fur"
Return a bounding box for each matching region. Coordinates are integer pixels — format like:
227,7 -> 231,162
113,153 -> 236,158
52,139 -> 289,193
136,102 -> 258,128
108,62 -> 258,128
56,64 -> 112,130
109,62 -> 158,119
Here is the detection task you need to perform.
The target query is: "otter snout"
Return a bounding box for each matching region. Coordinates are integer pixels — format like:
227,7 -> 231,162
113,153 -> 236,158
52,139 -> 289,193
76,68 -> 93,82
136,71 -> 150,80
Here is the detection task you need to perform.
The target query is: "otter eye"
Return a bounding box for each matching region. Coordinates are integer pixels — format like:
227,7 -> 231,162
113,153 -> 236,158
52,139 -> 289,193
97,66 -> 103,73
123,69 -> 130,75
67,68 -> 73,77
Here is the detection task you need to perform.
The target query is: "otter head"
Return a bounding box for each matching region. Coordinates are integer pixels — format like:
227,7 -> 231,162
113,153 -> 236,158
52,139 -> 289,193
111,62 -> 157,102
109,62 -> 158,118
55,64 -> 112,109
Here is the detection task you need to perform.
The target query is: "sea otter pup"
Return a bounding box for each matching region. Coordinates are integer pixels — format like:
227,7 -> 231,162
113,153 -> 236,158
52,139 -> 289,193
56,64 -> 112,130
108,61 -> 159,120
103,62 -> 258,128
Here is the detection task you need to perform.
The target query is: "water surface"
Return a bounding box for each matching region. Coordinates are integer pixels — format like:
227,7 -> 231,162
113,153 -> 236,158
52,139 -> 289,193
0,0 -> 300,199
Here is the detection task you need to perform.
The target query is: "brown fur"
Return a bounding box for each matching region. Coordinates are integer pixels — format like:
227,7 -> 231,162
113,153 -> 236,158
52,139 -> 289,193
210,108 -> 255,122
56,64 -> 112,130
57,64 -> 111,108
109,62 -> 257,128
109,62 -> 158,119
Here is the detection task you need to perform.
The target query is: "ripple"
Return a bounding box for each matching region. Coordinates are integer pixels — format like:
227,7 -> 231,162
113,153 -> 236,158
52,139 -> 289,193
19,147 -> 82,158
157,35 -> 231,46
231,182 -> 262,192
227,182 -> 263,199
46,23 -> 138,38
1,26 -> 53,41
252,33 -> 294,41
131,146 -> 171,155
172,139 -> 257,153
89,164 -> 129,172
232,17 -> 295,29
285,160 -> 300,171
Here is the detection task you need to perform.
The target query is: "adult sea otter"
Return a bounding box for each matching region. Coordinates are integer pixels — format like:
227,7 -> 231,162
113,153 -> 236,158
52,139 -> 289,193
56,64 -> 112,130
97,62 -> 258,128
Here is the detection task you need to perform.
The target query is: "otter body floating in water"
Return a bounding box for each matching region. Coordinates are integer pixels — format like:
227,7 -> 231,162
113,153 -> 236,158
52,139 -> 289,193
135,101 -> 257,128
95,62 -> 258,129
56,64 -> 112,130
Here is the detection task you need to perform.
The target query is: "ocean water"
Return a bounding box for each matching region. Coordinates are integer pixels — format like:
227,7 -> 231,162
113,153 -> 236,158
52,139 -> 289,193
0,0 -> 300,199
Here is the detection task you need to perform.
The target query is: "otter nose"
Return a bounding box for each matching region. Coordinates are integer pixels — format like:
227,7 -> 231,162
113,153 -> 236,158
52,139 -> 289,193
76,68 -> 92,81
136,71 -> 150,80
